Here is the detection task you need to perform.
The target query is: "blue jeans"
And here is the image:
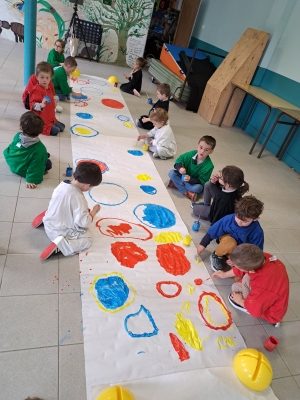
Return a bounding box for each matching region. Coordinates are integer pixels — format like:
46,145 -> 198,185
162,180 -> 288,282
56,93 -> 70,101
50,120 -> 65,136
168,169 -> 203,194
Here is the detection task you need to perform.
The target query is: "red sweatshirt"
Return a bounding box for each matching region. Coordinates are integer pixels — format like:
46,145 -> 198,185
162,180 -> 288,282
233,252 -> 289,323
22,74 -> 55,104
29,84 -> 57,136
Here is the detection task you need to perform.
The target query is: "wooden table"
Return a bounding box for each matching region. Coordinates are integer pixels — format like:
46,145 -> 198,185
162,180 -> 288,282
219,82 -> 300,158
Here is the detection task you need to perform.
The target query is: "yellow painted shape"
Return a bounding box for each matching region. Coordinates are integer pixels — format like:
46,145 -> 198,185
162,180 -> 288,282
175,312 -> 202,351
185,282 -> 195,295
90,271 -> 136,314
136,174 -> 153,181
154,232 -> 183,243
181,301 -> 191,314
203,295 -> 230,328
183,235 -> 192,246
217,336 -> 237,349
110,88 -> 119,92
74,127 -> 91,135
123,121 -> 134,129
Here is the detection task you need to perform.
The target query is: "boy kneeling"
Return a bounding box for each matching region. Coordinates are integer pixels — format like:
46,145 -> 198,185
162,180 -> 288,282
213,244 -> 289,325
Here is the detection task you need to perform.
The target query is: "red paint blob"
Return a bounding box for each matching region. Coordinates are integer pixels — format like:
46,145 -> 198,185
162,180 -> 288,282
156,281 -> 182,298
156,243 -> 190,276
96,218 -> 153,241
194,278 -> 203,285
107,223 -> 132,236
101,98 -> 124,109
77,159 -> 108,174
111,242 -> 148,268
198,291 -> 233,331
169,333 -> 190,361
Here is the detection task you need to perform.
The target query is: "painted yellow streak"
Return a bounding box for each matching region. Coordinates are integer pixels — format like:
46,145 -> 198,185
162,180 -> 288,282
74,127 -> 91,135
175,312 -> 203,351
181,301 -> 191,314
185,282 -> 195,295
136,174 -> 153,181
123,122 -> 134,129
154,232 -> 183,243
217,336 -> 237,349
204,296 -> 230,327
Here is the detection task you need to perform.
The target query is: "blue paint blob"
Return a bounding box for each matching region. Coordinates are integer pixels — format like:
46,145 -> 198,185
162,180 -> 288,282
116,114 -> 130,122
124,305 -> 159,338
133,204 -> 176,229
140,185 -> 157,195
89,182 -> 128,206
76,112 -> 93,119
137,351 -> 145,354
127,150 -> 143,156
95,275 -> 129,310
71,93 -> 88,100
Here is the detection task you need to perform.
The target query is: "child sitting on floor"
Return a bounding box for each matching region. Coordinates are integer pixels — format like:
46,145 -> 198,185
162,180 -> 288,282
167,135 -> 216,201
192,165 -> 249,225
3,111 -> 51,189
137,109 -> 176,159
197,195 -> 264,272
47,39 -> 65,67
120,57 -> 146,97
212,244 -> 289,325
136,83 -> 170,130
32,162 -> 102,260
51,56 -> 81,101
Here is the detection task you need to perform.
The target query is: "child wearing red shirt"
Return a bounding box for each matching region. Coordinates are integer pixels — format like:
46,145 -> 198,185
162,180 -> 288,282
212,244 -> 289,325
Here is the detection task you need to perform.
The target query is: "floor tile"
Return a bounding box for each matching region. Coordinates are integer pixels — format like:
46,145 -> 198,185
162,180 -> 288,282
271,376 -> 300,400
0,174 -> 20,196
0,255 -> 5,286
0,222 -> 12,254
59,344 -> 87,400
14,196 -> 50,223
273,211 -> 300,229
0,346 -> 58,400
288,282 -> 300,319
0,294 -> 58,351
282,252 -> 300,276
0,195 -> 17,221
0,254 -> 58,296
8,222 -> 51,254
294,375 -> 300,388
58,254 -> 81,293
264,229 -> 300,252
59,293 -> 84,346
18,178 -> 59,198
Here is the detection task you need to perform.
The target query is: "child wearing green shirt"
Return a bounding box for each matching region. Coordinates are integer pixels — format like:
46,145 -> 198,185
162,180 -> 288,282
51,56 -> 81,101
167,135 -> 216,201
47,39 -> 65,67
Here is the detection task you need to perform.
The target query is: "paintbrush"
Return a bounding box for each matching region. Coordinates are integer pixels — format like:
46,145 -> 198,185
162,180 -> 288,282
134,138 -> 139,150
146,92 -> 149,99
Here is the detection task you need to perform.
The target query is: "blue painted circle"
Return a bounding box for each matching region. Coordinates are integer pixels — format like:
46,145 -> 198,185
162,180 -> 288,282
70,124 -> 99,138
124,305 -> 159,338
95,276 -> 129,310
140,185 -> 157,195
76,113 -> 93,119
128,150 -> 143,156
133,204 -> 176,228
116,114 -> 130,122
89,182 -> 128,206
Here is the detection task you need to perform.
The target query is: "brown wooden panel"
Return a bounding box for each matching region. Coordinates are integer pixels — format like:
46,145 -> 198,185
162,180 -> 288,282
173,0 -> 202,48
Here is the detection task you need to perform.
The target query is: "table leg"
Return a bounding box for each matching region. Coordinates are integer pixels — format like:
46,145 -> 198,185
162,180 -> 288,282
249,105 -> 271,155
276,121 -> 297,157
218,86 -> 239,127
278,123 -> 299,161
242,99 -> 258,130
257,112 -> 284,158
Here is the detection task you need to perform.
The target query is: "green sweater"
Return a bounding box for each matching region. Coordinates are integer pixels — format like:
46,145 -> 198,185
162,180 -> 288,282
175,150 -> 214,186
47,48 -> 65,67
52,66 -> 72,95
3,133 -> 48,184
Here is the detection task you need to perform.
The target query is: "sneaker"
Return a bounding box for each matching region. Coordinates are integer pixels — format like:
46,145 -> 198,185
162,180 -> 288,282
152,153 -> 159,158
273,322 -> 281,328
228,293 -> 249,314
184,191 -> 198,202
55,105 -> 63,113
210,252 -> 226,272
133,89 -> 141,97
190,201 -> 205,209
32,210 -> 47,228
40,242 -> 61,260
167,180 -> 176,189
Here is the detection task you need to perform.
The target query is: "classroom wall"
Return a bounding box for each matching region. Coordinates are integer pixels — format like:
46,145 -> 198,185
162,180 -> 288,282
190,0 -> 300,172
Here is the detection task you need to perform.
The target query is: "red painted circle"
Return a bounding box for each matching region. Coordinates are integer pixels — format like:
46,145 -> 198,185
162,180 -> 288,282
77,159 -> 108,173
101,98 -> 124,109
198,291 -> 233,331
194,278 -> 203,285
156,281 -> 182,298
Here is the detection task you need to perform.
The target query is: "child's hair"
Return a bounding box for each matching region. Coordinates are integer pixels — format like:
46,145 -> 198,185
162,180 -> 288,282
149,109 -> 168,124
221,166 -> 249,198
55,39 -> 65,50
198,135 -> 216,150
235,195 -> 264,221
230,244 -> 265,271
64,56 -> 77,67
74,162 -> 102,186
35,61 -> 54,78
136,57 -> 146,69
20,111 -> 44,137
25,397 -> 44,400
157,83 -> 170,97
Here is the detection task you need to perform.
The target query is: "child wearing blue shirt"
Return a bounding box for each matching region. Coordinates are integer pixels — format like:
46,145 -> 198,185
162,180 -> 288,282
197,195 -> 264,271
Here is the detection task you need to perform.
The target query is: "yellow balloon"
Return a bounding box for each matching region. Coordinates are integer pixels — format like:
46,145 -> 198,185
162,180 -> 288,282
233,348 -> 273,391
71,69 -> 80,77
96,386 -> 135,400
108,75 -> 118,84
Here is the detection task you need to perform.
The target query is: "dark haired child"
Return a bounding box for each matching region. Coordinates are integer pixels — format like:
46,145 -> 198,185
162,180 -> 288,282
136,83 -> 170,130
192,165 -> 249,225
167,135 -> 216,201
137,109 -> 176,159
32,162 -> 102,260
52,56 -> 81,101
29,62 -> 65,136
3,112 -> 51,189
197,195 -> 264,271
47,39 -> 65,67
120,57 -> 146,97
212,244 -> 289,325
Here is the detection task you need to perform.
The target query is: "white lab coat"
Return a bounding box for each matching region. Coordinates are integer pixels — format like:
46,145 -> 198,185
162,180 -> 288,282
147,123 -> 177,159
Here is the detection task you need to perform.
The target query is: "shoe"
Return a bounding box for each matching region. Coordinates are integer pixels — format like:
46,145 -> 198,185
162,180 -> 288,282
184,191 -> 198,202
32,210 -> 47,228
152,152 -> 159,158
40,242 -> 61,260
167,180 -> 176,189
133,89 -> 141,97
210,252 -> 226,272
55,105 -> 63,113
273,322 -> 281,328
190,201 -> 205,209
228,293 -> 249,314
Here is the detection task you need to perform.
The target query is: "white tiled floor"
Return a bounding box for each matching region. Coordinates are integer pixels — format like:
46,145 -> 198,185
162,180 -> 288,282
0,38 -> 300,400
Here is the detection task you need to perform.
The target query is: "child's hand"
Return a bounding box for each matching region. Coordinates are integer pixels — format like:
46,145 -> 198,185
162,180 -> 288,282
210,173 -> 220,183
230,292 -> 244,306
179,167 -> 186,174
72,91 -> 81,98
41,98 -> 48,108
90,204 -> 101,217
26,182 -> 37,189
212,270 -> 227,279
142,117 -> 149,123
226,259 -> 234,267
197,244 -> 205,255
123,73 -> 128,79
137,135 -> 146,141
184,175 -> 190,182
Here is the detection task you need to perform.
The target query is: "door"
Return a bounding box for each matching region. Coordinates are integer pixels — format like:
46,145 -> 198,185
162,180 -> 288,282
173,0 -> 202,47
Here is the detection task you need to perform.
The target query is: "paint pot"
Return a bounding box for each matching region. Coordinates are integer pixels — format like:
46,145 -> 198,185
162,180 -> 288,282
181,174 -> 186,182
142,143 -> 149,151
183,235 -> 192,246
192,221 -> 201,231
264,336 -> 279,351
66,166 -> 73,177
147,98 -> 153,104
114,82 -> 118,88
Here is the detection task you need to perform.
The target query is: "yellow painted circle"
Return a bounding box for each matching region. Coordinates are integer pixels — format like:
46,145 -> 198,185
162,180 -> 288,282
74,127 -> 91,135
96,386 -> 136,400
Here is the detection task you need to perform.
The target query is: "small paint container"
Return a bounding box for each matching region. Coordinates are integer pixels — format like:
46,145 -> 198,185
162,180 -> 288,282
192,221 -> 201,231
181,174 -> 186,182
142,143 -> 149,151
147,98 -> 153,104
44,95 -> 51,104
183,235 -> 192,246
66,166 -> 73,177
264,336 -> 279,351
114,82 -> 118,87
